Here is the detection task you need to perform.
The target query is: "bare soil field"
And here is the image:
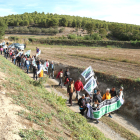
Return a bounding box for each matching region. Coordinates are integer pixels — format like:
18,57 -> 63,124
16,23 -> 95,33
28,44 -> 140,80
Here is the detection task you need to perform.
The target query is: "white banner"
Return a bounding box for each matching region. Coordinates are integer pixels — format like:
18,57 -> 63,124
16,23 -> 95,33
81,66 -> 94,81
36,50 -> 41,57
37,64 -> 47,75
25,50 -> 31,55
32,59 -> 37,67
16,51 -> 23,57
84,77 -> 97,94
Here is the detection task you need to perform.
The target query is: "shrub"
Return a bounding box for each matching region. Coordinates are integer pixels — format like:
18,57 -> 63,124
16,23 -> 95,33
53,29 -> 59,35
67,34 -> 77,39
59,28 -> 65,33
48,27 -> 54,35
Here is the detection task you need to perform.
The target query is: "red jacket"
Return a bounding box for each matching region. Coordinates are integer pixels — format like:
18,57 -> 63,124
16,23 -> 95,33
74,80 -> 84,91
56,71 -> 63,78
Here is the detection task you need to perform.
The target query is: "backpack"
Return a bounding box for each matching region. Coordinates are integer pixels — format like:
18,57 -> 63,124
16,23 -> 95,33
60,72 -> 63,78
26,61 -> 29,65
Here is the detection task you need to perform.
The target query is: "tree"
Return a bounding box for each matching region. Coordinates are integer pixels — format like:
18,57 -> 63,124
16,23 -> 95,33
24,20 -> 29,26
60,17 -> 68,27
72,20 -> 76,28
48,18 -> 59,27
0,19 -> 7,39
99,28 -> 107,37
85,22 -> 95,35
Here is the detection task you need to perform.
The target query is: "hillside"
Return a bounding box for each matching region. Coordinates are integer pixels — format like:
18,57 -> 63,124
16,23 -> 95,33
0,55 -> 107,139
1,11 -> 140,41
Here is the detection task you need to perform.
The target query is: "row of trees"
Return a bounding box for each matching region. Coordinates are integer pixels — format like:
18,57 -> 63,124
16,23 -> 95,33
2,11 -> 140,41
0,18 -> 7,39
5,27 -> 65,35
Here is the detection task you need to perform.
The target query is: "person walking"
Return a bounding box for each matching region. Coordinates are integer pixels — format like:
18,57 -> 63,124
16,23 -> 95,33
67,80 -> 75,106
78,94 -> 86,116
44,60 -> 49,74
102,88 -> 112,118
93,89 -> 102,103
49,61 -> 55,78
39,69 -> 44,80
36,59 -> 40,71
93,89 -> 102,123
74,78 -> 84,101
13,55 -> 16,65
64,68 -> 70,86
117,87 -> 124,99
110,87 -> 117,98
5,48 -> 8,59
0,46 -> 3,55
33,65 -> 38,80
56,69 -> 63,88
25,58 -> 30,74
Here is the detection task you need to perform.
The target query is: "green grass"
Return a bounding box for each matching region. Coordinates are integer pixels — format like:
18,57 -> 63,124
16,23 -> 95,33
0,55 -> 108,140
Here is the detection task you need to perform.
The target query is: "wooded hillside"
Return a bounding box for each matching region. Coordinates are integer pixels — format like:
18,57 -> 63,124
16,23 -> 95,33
1,11 -> 140,41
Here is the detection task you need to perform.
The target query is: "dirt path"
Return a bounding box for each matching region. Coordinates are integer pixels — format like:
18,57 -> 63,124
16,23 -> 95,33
0,90 -> 26,140
46,78 -> 140,138
43,79 -> 126,140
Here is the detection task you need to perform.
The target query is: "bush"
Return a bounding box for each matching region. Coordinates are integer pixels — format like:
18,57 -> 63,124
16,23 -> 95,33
99,28 -> 107,37
49,28 -> 54,35
84,33 -> 102,40
59,28 -> 65,33
67,34 -> 77,39
53,29 -> 59,35
8,36 -> 19,41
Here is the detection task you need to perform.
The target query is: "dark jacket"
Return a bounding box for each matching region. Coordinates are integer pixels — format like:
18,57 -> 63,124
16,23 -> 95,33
78,98 -> 86,109
93,93 -> 102,103
64,71 -> 70,78
110,90 -> 117,97
49,63 -> 55,71
33,66 -> 37,73
36,60 -> 40,65
67,83 -> 74,93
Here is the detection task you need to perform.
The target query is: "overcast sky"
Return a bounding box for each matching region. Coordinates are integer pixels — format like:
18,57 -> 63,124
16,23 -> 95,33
0,0 -> 140,25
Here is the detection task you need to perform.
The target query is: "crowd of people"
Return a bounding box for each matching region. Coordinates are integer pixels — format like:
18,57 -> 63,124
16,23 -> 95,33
0,41 -> 124,124
56,68 -> 124,123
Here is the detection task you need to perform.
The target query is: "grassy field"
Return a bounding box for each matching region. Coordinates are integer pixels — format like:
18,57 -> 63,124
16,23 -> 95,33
0,55 -> 108,140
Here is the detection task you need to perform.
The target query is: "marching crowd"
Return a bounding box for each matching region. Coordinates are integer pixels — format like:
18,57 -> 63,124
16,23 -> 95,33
0,42 -> 124,123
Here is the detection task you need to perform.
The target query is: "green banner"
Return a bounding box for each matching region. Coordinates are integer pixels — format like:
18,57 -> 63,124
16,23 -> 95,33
93,97 -> 123,119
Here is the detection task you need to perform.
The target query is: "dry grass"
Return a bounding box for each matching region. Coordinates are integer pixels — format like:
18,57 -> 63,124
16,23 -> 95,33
70,54 -> 140,65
